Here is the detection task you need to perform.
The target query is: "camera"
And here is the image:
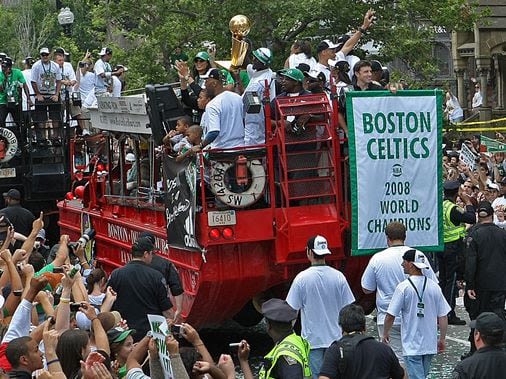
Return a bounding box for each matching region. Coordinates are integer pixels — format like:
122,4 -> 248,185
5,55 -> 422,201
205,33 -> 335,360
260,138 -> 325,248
68,228 -> 96,253
78,61 -> 86,68
71,92 -> 82,107
70,303 -> 82,312
171,324 -> 183,336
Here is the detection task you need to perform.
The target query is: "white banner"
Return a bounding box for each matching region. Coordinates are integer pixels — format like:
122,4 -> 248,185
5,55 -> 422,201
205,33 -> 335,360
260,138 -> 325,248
347,90 -> 443,255
147,314 -> 173,379
459,143 -> 477,171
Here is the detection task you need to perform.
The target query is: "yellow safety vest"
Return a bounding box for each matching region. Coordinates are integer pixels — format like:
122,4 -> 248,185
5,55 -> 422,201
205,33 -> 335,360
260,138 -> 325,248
443,199 -> 466,243
258,332 -> 312,379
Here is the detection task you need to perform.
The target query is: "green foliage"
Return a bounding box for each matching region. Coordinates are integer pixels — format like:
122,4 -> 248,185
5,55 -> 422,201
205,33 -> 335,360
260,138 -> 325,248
0,0 -> 486,87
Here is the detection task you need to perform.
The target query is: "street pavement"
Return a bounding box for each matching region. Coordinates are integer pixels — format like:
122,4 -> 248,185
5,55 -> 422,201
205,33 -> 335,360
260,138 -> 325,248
201,296 -> 472,378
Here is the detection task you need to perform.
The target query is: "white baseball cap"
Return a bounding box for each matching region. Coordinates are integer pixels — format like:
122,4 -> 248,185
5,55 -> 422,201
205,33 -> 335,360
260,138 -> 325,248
125,153 -> 136,162
307,235 -> 331,255
402,249 -> 430,269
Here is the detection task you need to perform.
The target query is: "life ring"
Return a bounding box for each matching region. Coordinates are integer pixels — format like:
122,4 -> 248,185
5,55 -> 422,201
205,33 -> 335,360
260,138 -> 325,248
210,159 -> 266,208
0,128 -> 17,163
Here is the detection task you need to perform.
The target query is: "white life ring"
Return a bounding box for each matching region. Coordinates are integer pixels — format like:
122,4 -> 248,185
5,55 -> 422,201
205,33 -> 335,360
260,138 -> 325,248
0,128 -> 18,163
210,159 -> 266,208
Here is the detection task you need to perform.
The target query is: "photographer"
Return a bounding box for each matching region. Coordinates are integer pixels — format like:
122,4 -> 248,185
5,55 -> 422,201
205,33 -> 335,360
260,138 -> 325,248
75,51 -> 96,133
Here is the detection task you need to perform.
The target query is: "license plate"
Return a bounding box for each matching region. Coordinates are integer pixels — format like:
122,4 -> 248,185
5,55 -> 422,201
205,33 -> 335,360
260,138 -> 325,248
208,210 -> 236,226
0,168 -> 16,178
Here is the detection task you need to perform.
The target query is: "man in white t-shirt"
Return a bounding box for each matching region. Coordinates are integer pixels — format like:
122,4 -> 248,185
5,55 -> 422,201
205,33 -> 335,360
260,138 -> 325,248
54,49 -> 79,124
95,47 -> 124,96
191,69 -> 244,151
286,235 -> 355,379
361,222 -> 437,364
31,47 -> 62,128
314,39 -> 338,87
383,249 -> 450,379
243,47 -> 275,146
21,57 -> 35,113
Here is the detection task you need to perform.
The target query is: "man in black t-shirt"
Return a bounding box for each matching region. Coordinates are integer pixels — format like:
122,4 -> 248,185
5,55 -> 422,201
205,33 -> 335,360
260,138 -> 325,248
0,189 -> 35,238
139,232 -> 184,322
352,60 -> 384,91
108,237 -> 172,341
319,304 -> 404,379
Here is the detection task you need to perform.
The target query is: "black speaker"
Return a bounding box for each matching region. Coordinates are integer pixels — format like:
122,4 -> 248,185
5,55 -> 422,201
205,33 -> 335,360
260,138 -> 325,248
25,163 -> 68,199
145,84 -> 186,145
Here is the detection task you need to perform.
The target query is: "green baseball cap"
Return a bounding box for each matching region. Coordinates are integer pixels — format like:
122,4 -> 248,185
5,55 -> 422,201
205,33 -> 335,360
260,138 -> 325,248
107,327 -> 136,344
252,47 -> 273,65
194,51 -> 210,61
278,68 -> 305,83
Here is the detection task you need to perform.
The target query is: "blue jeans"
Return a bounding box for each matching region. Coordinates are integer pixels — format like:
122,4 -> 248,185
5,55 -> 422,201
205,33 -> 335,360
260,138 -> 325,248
405,354 -> 434,379
309,348 -> 326,379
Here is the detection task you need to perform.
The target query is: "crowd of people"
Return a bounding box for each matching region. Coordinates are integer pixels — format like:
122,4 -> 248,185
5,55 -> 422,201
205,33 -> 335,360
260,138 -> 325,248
0,46 -> 127,138
0,181 -> 504,379
1,6 -> 505,379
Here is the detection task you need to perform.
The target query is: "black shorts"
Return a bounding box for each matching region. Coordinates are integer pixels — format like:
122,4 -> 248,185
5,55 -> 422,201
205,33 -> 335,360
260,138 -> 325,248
33,97 -> 62,123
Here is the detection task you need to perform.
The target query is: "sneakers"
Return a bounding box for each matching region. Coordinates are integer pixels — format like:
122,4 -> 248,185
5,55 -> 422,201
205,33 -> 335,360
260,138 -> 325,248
448,315 -> 466,325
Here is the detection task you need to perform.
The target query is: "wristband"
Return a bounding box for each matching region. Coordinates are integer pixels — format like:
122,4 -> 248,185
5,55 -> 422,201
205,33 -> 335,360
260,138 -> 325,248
359,27 -> 367,34
184,75 -> 190,81
59,298 -> 70,304
47,358 -> 60,366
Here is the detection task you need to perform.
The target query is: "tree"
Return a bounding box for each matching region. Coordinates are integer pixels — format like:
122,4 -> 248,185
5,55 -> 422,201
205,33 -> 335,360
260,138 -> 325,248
0,0 -> 487,88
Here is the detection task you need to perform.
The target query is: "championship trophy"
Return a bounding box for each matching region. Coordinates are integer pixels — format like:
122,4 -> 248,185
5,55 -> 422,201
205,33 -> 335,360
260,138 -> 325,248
215,15 -> 251,71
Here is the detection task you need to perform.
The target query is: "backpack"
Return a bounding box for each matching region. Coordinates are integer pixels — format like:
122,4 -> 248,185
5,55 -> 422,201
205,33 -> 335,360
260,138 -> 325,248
334,334 -> 374,375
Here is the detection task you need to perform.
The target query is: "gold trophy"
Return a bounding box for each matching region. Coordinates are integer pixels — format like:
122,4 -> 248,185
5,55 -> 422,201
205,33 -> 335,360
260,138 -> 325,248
215,15 -> 251,71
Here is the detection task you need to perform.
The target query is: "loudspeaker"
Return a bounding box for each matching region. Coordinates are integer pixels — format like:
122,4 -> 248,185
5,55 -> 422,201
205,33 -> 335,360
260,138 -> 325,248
25,163 -> 69,198
145,84 -> 186,145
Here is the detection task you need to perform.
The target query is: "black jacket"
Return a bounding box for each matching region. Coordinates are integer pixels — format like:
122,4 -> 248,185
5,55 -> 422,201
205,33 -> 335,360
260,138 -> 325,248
453,346 -> 506,378
465,222 -> 506,291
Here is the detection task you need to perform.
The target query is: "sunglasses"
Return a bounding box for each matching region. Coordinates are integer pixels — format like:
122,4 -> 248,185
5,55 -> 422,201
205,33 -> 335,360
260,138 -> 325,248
40,53 -> 49,57
194,58 -> 206,63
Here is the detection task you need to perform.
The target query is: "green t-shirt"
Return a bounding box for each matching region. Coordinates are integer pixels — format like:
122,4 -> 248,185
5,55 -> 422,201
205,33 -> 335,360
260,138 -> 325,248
239,70 -> 250,87
0,68 -> 26,105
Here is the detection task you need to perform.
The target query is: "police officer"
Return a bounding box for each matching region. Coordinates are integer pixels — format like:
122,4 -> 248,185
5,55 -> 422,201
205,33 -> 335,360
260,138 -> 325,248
440,180 -> 475,325
453,312 -> 506,378
258,298 -> 311,379
464,201 -> 506,355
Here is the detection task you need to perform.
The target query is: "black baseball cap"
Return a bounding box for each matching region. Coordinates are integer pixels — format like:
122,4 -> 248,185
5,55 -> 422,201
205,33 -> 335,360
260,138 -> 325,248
477,201 -> 494,217
131,236 -> 154,254
3,189 -> 20,200
316,39 -> 338,54
370,60 -> 383,72
205,68 -> 222,81
470,312 -> 504,337
295,63 -> 311,74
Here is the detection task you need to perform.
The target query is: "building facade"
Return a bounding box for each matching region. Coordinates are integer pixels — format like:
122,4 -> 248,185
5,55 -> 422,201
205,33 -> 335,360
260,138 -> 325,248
452,0 -> 506,120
